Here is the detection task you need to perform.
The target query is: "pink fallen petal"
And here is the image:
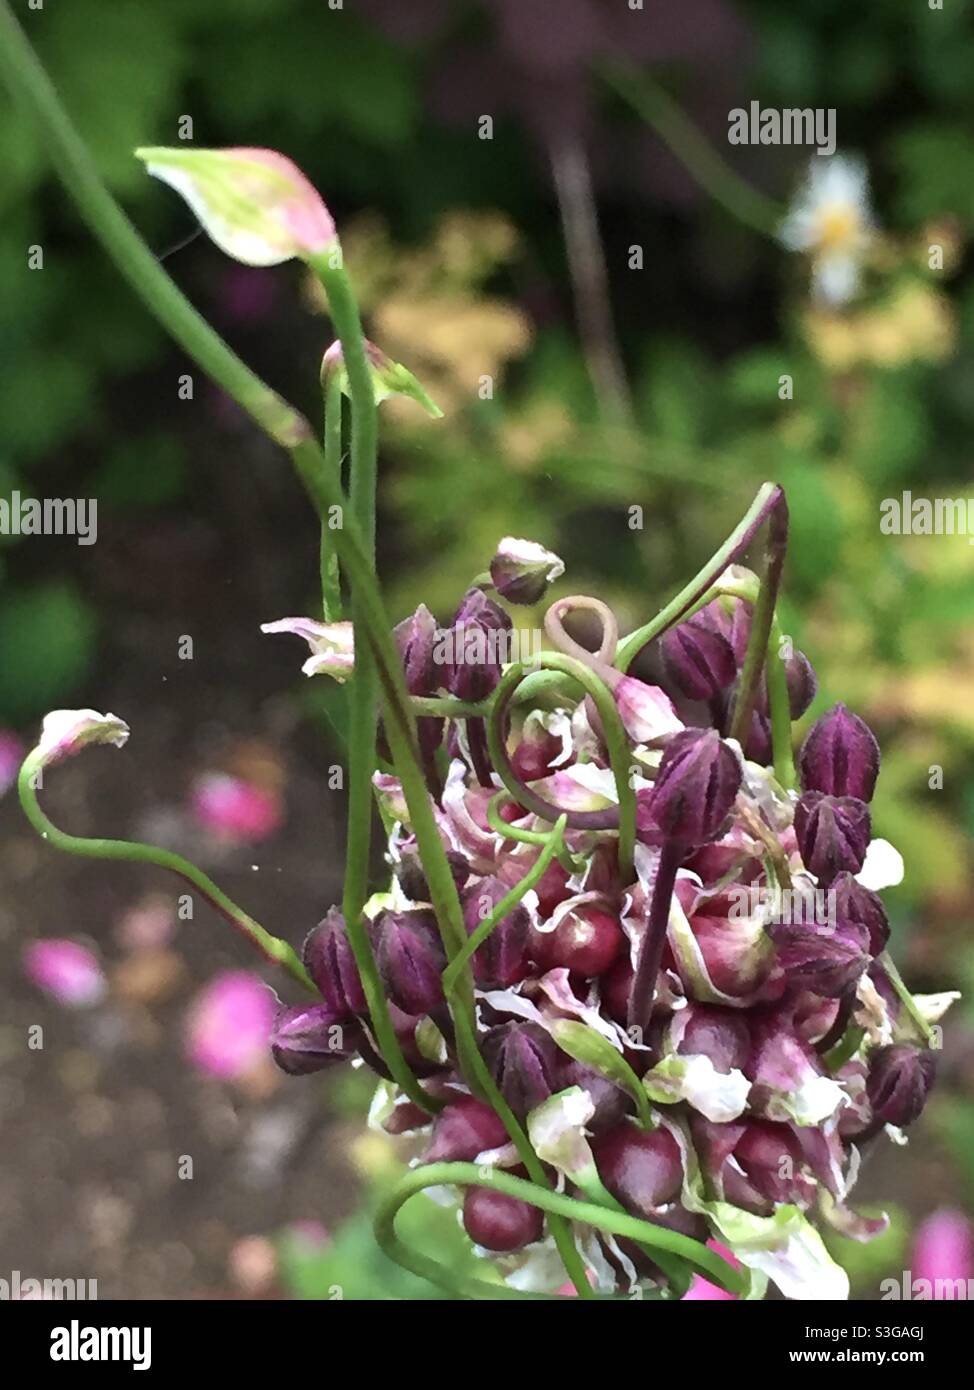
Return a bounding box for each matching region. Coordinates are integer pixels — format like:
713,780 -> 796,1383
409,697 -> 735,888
190,773 -> 283,843
0,729 -> 24,796
186,970 -> 276,1079
23,939 -> 107,1007
913,1210 -> 973,1289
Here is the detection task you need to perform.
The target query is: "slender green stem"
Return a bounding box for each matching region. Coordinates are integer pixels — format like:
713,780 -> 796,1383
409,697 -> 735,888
765,616 -> 797,790
443,814 -> 568,994
18,754 -> 313,991
728,494 -> 789,748
320,371 -> 343,621
313,263 -> 377,563
411,694 -> 492,720
375,1161 -> 746,1298
824,1025 -> 865,1073
486,654 -> 636,876
485,794 -> 578,874
879,951 -> 933,1045
448,1008 -> 594,1298
602,65 -> 784,238
615,483 -> 783,672
0,4 -> 466,1113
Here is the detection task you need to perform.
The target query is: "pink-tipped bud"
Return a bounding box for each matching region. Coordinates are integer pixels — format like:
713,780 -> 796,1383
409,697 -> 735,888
260,616 -> 354,681
34,708 -> 129,769
321,338 -> 443,416
136,147 -> 338,266
489,537 -> 565,606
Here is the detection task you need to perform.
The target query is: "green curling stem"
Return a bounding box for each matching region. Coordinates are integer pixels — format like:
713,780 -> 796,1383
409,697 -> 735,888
443,813 -> 569,995
319,370 -> 344,621
824,1025 -> 865,1074
764,615 -> 798,791
602,66 -> 784,238
486,653 -> 636,877
878,951 -> 934,1045
447,1008 -> 594,1299
18,752 -> 314,992
410,695 -> 492,720
728,494 -> 789,751
485,793 -> 578,875
0,3 -> 455,1116
375,1161 -> 746,1299
435,806 -> 593,1298
614,482 -> 783,672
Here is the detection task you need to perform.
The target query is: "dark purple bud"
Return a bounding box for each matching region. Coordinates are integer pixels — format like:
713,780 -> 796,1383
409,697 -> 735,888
799,703 -> 880,802
270,1002 -> 360,1075
510,725 -> 569,781
482,1020 -> 561,1119
379,1101 -> 430,1136
725,1121 -> 815,1211
394,603 -> 439,696
832,871 -> 890,956
461,877 -> 531,988
755,649 -> 818,723
462,1184 -> 543,1251
677,1005 -> 751,1072
590,1123 -> 683,1218
637,728 -> 742,849
660,618 -> 737,701
743,710 -> 772,765
560,1061 -> 631,1133
302,907 -> 366,1016
423,1095 -> 510,1164
373,910 -> 446,1016
794,792 -> 871,883
866,1044 -> 936,1128
531,903 -> 625,978
396,844 -> 470,903
784,650 -> 818,719
768,923 -> 869,997
488,536 -> 564,606
441,587 -> 513,702
694,596 -> 752,666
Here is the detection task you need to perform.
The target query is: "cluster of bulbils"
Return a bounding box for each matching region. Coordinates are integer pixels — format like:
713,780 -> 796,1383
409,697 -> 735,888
269,541 -> 949,1300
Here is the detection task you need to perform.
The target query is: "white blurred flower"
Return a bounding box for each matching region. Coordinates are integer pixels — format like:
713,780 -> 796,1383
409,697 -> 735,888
779,155 -> 875,306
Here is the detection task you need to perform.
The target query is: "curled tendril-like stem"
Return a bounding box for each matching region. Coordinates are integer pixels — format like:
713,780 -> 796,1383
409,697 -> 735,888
443,812 -> 569,994
544,595 -> 620,668
18,751 -> 315,992
614,482 -> 785,672
374,1161 -> 747,1300
485,793 -> 581,875
485,653 -> 635,875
